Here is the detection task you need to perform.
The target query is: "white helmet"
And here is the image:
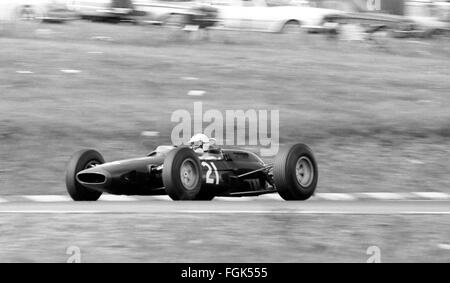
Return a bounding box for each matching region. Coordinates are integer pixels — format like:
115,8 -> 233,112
189,133 -> 210,151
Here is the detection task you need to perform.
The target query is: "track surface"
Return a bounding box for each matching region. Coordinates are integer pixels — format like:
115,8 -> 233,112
1,199 -> 449,262
1,200 -> 449,214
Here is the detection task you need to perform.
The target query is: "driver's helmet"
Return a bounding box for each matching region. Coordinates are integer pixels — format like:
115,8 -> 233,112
189,133 -> 216,152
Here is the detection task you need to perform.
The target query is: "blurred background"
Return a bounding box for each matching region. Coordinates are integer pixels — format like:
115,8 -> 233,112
0,0 -> 449,196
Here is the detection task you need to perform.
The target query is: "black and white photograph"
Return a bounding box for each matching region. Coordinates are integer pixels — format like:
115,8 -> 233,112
0,0 -> 449,266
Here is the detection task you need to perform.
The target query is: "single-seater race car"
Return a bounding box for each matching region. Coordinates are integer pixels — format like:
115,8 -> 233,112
65,134 -> 318,201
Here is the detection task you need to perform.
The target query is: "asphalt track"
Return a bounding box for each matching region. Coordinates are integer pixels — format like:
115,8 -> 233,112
0,200 -> 449,215
1,198 -> 449,262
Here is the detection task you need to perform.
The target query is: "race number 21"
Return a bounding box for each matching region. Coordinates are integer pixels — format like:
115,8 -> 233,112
202,162 -> 219,185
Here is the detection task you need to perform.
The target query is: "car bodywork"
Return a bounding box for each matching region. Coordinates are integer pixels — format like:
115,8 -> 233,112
76,146 -> 274,197
67,142 -> 319,201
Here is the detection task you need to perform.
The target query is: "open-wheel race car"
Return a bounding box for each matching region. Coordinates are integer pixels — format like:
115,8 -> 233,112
65,134 -> 318,201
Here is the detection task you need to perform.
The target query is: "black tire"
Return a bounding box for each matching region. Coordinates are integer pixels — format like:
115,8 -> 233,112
65,149 -> 104,201
274,144 -> 318,201
163,147 -> 202,200
195,186 -> 215,201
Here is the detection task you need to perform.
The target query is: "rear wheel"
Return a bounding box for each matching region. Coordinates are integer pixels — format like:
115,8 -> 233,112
163,147 -> 202,200
274,144 -> 318,200
66,150 -> 104,201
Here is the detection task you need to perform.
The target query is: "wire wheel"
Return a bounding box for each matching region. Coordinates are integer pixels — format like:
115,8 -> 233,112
179,158 -> 200,191
295,156 -> 314,187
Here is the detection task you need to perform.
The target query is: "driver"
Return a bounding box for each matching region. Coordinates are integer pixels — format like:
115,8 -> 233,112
188,133 -> 218,153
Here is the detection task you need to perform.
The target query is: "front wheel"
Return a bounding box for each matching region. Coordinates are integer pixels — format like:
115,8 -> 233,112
65,149 -> 104,201
274,144 -> 318,200
195,186 -> 215,201
163,147 -> 202,200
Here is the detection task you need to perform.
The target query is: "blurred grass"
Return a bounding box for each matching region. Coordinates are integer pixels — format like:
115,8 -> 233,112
0,21 -> 450,194
0,213 -> 449,262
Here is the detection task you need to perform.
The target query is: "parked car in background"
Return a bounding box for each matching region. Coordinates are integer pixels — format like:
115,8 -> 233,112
322,10 -> 416,36
15,0 -> 78,23
68,0 -> 136,21
134,0 -> 194,25
311,0 -> 414,35
133,0 -> 218,28
202,0 -> 343,33
306,0 -> 406,15
404,0 -> 450,35
312,0 -> 449,38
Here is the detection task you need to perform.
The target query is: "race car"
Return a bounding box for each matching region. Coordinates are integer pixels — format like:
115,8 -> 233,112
65,134 -> 318,201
